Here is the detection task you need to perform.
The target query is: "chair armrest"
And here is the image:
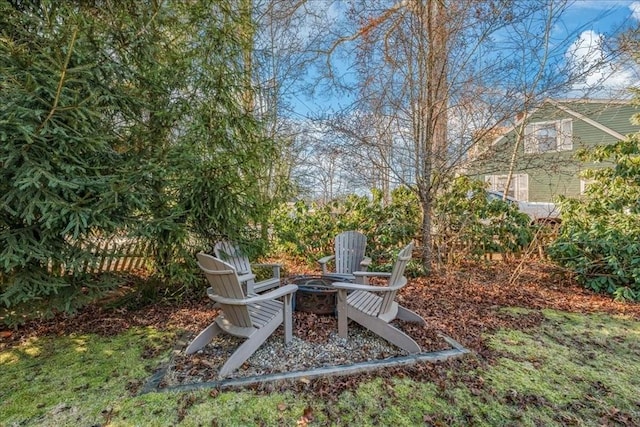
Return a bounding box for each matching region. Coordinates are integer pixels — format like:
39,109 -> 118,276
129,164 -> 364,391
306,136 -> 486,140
251,263 -> 281,268
251,263 -> 281,279
332,281 -> 396,293
353,271 -> 391,279
317,255 -> 335,265
317,255 -> 335,274
208,284 -> 298,305
318,255 -> 335,263
359,257 -> 372,269
237,273 -> 256,283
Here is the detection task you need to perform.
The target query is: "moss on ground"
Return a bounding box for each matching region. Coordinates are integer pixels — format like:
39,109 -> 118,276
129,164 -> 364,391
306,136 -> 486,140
482,310 -> 640,426
327,309 -> 640,426
1,310 -> 639,426
0,327 -> 175,426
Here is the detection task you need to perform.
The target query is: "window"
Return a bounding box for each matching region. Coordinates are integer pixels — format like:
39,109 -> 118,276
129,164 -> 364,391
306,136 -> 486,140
485,174 -> 529,201
524,119 -> 572,154
580,178 -> 595,195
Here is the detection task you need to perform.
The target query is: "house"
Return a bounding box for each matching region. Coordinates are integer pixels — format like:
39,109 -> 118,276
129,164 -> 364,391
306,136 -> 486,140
466,99 -> 639,203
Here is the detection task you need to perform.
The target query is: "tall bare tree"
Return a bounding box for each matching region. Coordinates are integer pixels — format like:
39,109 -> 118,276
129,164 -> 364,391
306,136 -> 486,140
242,1 -> 345,209
316,0 -> 628,269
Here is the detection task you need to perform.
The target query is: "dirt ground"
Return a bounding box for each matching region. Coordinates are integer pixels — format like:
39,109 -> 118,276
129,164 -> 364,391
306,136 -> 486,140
2,259 -> 639,396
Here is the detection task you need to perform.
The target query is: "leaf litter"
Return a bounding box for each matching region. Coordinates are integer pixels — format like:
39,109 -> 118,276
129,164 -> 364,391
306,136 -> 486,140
2,259 -> 640,402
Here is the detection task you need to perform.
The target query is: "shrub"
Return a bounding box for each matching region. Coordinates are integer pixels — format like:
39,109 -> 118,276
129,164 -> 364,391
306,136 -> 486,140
548,205 -> 640,301
432,177 -> 534,263
548,122 -> 640,301
269,188 -> 421,272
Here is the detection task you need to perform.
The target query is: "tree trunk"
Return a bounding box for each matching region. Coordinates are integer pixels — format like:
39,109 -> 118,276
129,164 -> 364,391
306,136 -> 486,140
417,0 -> 448,271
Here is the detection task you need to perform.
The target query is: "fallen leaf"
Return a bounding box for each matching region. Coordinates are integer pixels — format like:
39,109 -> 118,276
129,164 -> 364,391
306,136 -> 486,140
296,406 -> 314,426
303,406 -> 314,420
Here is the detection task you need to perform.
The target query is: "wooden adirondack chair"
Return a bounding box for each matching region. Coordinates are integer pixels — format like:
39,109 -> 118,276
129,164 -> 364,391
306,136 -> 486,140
214,241 -> 281,294
333,242 -> 426,354
186,253 -> 298,377
318,231 -> 371,282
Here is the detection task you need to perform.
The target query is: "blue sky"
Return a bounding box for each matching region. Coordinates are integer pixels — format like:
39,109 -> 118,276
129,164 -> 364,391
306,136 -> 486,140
559,1 -> 640,96
286,1 -> 640,117
565,0 -> 637,32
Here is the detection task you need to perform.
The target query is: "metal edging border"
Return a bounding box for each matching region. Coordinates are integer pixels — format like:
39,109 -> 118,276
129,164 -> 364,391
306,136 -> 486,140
139,334 -> 471,395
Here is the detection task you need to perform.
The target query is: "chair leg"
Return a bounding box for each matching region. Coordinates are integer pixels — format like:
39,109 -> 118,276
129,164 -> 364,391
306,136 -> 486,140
348,308 -> 421,354
397,305 -> 427,325
185,322 -> 223,354
337,289 -> 349,338
218,316 -> 281,377
283,293 -> 293,343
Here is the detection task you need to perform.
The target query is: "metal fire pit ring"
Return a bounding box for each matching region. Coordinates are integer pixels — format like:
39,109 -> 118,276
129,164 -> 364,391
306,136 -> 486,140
285,274 -> 349,315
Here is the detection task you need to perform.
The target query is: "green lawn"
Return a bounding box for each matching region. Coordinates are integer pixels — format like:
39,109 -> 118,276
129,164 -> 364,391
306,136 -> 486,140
1,309 -> 639,426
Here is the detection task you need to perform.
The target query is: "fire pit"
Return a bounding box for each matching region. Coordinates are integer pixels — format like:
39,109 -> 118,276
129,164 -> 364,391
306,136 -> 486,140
285,275 -> 349,315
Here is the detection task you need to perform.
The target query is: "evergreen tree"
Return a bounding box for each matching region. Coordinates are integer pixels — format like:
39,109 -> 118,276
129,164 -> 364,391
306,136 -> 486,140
1,1 -> 276,320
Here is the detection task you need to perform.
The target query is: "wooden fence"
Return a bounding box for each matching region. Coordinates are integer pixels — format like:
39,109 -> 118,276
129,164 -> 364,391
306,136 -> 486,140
432,224 -> 558,264
51,237 -> 153,276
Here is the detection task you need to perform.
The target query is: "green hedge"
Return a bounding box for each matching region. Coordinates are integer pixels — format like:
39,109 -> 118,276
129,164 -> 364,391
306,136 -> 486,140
548,108 -> 640,301
270,188 -> 422,272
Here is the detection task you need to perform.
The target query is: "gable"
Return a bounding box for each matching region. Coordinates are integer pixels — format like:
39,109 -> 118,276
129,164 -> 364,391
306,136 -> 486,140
491,99 -> 637,149
550,100 -> 629,140
464,99 -> 639,203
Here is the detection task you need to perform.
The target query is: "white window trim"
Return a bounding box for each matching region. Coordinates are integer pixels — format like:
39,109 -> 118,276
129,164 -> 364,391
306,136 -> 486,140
524,119 -> 573,154
485,173 -> 529,201
580,178 -> 595,195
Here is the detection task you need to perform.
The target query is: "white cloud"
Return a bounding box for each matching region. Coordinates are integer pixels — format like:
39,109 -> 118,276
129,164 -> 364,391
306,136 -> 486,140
569,0 -> 635,11
567,30 -> 604,66
630,1 -> 640,20
565,30 -> 639,97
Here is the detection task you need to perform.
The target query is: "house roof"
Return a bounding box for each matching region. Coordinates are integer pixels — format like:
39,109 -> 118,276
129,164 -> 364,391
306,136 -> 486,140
490,98 -> 632,147
549,100 -> 626,140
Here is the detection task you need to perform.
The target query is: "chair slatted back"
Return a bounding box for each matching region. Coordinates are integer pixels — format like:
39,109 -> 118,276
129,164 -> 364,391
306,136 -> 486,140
378,242 -> 414,315
334,231 -> 368,275
214,241 -> 252,276
196,253 -> 253,328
